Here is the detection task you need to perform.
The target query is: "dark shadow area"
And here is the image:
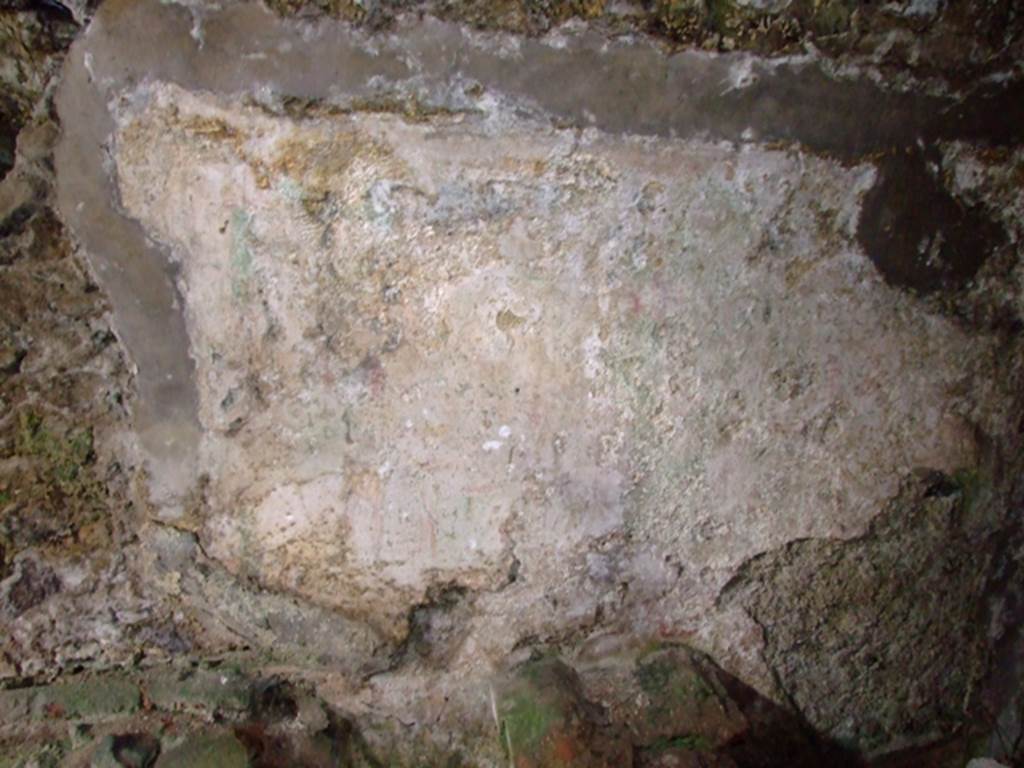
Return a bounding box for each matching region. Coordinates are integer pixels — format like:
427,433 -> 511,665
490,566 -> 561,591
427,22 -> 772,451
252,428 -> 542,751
109,732 -> 161,768
0,112 -> 16,182
857,146 -> 1006,294
710,665 -> 863,768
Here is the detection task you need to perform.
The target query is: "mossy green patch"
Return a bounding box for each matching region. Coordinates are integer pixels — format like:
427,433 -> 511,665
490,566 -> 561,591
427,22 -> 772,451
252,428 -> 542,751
143,664 -> 250,715
29,676 -> 141,720
706,0 -> 738,34
15,410 -> 97,495
263,0 -> 366,22
155,732 -> 248,768
655,0 -> 707,38
636,652 -> 712,704
636,653 -> 674,695
500,690 -> 562,754
810,0 -> 851,36
0,739 -> 67,768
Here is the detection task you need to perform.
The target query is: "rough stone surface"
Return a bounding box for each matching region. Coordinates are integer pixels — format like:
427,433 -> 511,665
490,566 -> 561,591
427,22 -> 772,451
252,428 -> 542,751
256,0 -> 1024,89
0,5 -> 79,179
153,732 -> 248,768
141,665 -> 250,717
89,733 -> 161,768
0,674 -> 139,724
722,469 -> 1014,749
39,0 -> 1024,760
0,0 -> 1021,764
495,658 -> 632,767
0,4 -> 177,684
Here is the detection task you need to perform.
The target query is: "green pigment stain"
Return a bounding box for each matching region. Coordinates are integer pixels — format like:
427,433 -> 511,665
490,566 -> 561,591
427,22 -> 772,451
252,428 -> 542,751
275,177 -> 304,203
230,208 -> 255,300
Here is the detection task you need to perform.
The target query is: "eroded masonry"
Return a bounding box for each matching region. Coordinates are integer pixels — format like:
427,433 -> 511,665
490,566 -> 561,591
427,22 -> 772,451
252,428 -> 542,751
1,0 -> 1023,765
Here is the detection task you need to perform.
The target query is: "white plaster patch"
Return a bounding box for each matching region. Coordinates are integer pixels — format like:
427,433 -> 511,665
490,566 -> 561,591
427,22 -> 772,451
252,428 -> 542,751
112,82 -> 1001,650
